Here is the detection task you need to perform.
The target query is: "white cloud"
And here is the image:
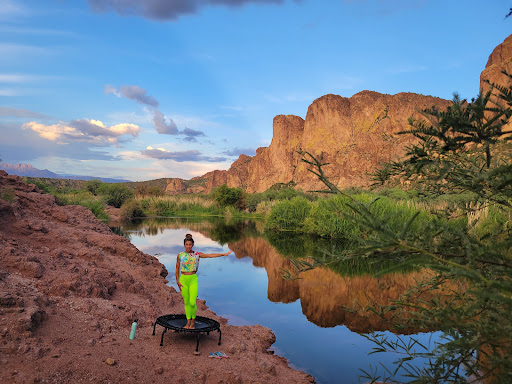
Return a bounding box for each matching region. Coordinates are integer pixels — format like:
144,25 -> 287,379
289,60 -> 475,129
22,119 -> 140,146
141,146 -> 227,162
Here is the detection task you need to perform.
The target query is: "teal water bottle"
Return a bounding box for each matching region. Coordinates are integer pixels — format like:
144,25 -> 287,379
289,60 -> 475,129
129,319 -> 138,340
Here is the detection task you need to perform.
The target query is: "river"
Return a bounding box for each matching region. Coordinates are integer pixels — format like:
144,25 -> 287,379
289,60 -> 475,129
113,217 -> 440,384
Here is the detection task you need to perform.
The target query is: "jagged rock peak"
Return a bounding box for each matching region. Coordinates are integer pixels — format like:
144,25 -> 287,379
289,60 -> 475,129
480,34 -> 512,92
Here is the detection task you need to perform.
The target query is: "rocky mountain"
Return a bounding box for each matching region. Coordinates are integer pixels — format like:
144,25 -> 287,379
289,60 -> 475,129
0,163 -> 129,183
167,91 -> 450,194
165,34 -> 512,195
480,34 -> 512,93
0,163 -> 60,178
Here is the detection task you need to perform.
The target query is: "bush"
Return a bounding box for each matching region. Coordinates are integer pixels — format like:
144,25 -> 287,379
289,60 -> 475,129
98,184 -> 134,208
120,199 -> 146,220
303,196 -> 361,239
84,179 -> 103,195
213,184 -> 246,210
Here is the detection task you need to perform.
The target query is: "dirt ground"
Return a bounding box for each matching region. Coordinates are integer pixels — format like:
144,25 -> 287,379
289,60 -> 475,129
0,171 -> 315,384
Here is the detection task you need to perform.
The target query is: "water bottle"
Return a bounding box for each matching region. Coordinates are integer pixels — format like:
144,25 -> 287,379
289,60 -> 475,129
129,319 -> 138,340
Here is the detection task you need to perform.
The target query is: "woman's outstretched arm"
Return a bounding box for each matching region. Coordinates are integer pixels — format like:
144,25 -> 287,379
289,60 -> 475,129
198,250 -> 232,258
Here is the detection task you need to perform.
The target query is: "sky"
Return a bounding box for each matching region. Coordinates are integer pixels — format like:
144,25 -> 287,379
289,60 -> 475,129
0,0 -> 510,181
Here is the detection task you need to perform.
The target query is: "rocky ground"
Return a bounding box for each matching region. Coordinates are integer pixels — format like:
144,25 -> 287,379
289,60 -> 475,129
0,171 -> 314,384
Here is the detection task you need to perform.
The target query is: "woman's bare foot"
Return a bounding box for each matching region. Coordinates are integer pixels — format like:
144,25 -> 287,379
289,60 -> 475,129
189,319 -> 195,329
184,320 -> 192,329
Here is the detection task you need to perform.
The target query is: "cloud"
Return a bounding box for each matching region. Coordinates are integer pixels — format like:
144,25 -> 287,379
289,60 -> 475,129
0,107 -> 50,118
22,119 -> 140,146
181,127 -> 205,142
105,84 -> 159,107
223,147 -> 256,157
106,84 -> 206,138
88,0 -> 298,21
0,122 -> 116,163
152,109 -> 178,134
141,146 -> 227,162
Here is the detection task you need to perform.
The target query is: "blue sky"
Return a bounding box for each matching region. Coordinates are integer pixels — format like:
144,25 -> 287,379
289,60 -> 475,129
0,0 -> 510,181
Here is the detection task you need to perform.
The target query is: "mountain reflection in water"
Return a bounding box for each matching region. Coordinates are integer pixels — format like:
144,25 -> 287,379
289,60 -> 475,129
229,236 -> 426,331
114,217 -> 440,384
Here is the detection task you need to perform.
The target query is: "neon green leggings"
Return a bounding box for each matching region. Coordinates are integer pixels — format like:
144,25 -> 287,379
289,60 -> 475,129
179,273 -> 198,319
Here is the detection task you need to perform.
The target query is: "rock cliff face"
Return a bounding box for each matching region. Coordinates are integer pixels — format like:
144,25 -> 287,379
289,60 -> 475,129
480,34 -> 512,94
166,92 -> 449,194
163,34 -> 512,195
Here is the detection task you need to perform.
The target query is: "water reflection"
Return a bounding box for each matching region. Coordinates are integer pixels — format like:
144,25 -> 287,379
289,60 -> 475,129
115,218 -> 425,331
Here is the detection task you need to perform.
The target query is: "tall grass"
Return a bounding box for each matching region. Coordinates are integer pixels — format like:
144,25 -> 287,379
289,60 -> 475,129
264,192 -> 470,242
264,197 -> 312,231
134,195 -> 224,217
55,190 -> 109,220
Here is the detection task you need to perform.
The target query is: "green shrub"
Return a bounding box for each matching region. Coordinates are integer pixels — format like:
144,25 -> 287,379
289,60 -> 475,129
120,199 -> 146,220
265,197 -> 312,231
98,184 -> 134,208
54,190 -> 109,220
84,179 -> 103,195
213,184 -> 246,210
246,194 -> 264,212
303,196 -> 361,239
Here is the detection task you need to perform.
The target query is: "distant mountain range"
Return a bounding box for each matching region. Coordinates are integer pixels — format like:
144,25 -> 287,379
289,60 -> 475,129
0,163 -> 130,183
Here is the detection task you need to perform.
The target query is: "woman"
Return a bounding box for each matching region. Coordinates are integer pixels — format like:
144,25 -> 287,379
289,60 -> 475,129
176,233 -> 232,329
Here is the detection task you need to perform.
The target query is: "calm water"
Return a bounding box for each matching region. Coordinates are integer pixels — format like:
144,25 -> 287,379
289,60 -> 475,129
114,217 -> 440,384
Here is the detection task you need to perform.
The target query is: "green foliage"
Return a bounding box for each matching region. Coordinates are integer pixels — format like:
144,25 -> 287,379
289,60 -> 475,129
98,183 -> 134,208
84,179 -> 103,195
134,184 -> 164,197
120,199 -> 146,220
294,78 -> 512,383
303,195 -> 360,238
55,190 -> 109,220
213,184 -> 246,210
264,197 -> 312,231
245,185 -> 316,212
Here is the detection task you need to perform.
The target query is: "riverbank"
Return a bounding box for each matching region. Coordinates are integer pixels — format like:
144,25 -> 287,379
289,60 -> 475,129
0,171 -> 314,384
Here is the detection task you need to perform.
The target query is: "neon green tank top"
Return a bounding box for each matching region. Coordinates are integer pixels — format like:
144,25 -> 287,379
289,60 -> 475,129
178,251 -> 200,272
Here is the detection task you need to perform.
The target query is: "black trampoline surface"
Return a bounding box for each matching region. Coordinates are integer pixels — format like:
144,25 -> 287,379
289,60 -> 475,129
156,314 -> 220,332
153,314 -> 222,351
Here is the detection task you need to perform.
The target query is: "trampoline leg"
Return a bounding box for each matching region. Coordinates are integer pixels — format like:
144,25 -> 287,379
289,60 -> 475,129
218,328 -> 222,345
152,322 -> 156,336
195,333 -> 201,353
160,328 -> 167,346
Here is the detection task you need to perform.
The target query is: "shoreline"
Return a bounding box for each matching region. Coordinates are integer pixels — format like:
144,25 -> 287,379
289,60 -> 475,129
0,171 -> 315,383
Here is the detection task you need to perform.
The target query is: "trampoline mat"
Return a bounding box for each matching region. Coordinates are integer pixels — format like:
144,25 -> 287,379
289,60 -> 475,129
155,314 -> 220,333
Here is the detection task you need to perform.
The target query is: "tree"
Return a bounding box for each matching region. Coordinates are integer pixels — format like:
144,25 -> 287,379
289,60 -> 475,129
98,183 -> 134,208
84,179 -> 103,195
292,76 -> 512,383
213,184 -> 246,210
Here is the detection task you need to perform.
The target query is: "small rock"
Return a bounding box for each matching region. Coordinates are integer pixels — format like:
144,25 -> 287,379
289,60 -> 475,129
87,339 -> 96,346
105,358 -> 115,365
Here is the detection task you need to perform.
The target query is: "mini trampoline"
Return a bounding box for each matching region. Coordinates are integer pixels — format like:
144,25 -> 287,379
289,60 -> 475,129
153,314 -> 221,354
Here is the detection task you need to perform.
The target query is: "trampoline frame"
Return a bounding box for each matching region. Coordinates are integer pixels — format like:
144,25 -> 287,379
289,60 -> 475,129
153,314 -> 221,353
